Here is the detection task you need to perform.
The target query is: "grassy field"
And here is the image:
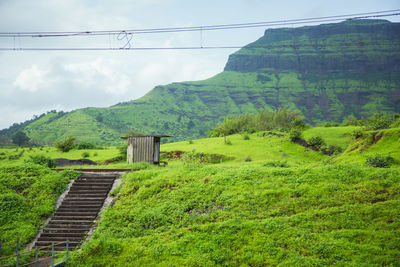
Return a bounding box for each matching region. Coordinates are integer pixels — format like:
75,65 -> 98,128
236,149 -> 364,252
0,165 -> 80,266
67,163 -> 400,266
0,146 -> 121,168
1,126 -> 399,266
64,126 -> 399,266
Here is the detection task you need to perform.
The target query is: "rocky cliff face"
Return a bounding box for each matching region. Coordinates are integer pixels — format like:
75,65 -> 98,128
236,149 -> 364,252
2,20 -> 399,145
225,20 -> 400,74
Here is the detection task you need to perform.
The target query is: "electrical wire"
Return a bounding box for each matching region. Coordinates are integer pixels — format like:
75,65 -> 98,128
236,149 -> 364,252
0,9 -> 398,37
0,41 -> 397,51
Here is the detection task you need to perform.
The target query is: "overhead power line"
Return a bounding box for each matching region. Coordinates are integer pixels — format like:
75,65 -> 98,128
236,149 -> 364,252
0,9 -> 399,38
0,41 -> 396,51
0,10 -> 399,51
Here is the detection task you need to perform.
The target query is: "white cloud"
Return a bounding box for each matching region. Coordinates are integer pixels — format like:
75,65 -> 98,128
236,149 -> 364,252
13,65 -> 48,92
64,58 -> 131,96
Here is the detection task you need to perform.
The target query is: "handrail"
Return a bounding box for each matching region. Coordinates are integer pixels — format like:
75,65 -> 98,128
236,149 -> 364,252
38,241 -> 67,251
0,239 -> 69,267
19,255 -> 53,267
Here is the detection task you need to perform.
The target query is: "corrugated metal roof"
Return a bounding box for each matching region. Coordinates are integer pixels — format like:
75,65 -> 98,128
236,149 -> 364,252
121,135 -> 171,139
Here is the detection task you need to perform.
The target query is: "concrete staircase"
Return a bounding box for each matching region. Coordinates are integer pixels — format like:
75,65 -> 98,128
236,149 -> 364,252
34,173 -> 118,251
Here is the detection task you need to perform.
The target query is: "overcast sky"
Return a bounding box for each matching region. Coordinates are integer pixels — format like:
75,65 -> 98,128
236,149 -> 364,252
0,0 -> 399,130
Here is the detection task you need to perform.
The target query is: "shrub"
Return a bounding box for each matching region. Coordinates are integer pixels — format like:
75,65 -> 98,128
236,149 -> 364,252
365,155 -> 395,168
263,160 -> 288,167
76,141 -> 97,150
182,149 -> 202,168
321,121 -> 339,127
225,139 -> 232,145
118,145 -> 127,159
188,140 -> 194,144
351,129 -> 364,139
242,134 -> 250,140
55,136 -> 76,152
366,114 -> 392,130
8,150 -> 24,160
210,107 -> 305,137
307,136 -> 326,148
81,152 -> 90,158
244,156 -> 252,162
27,155 -> 56,168
342,115 -> 362,126
289,129 -> 302,141
324,145 -> 343,155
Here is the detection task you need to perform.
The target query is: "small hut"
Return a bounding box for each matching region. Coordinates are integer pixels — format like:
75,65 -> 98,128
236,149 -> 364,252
123,135 -> 169,164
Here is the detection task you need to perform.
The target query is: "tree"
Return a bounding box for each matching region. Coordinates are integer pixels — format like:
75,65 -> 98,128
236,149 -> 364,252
12,131 -> 30,146
55,136 -> 76,152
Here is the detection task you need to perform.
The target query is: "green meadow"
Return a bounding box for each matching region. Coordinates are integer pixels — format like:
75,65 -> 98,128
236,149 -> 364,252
1,125 -> 400,266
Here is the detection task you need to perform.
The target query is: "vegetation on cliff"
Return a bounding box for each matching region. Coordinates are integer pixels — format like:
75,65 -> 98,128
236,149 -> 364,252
0,19 -> 399,145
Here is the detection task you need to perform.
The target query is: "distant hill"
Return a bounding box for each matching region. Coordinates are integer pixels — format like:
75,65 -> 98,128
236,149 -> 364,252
1,19 -> 399,145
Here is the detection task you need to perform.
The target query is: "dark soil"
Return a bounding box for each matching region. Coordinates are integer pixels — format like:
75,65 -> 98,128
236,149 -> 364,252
55,158 -> 97,167
293,138 -> 335,155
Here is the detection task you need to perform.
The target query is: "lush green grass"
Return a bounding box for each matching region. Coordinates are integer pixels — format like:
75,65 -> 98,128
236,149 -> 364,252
2,20 -> 399,145
0,146 -> 121,168
336,128 -> 400,165
0,164 -> 80,266
162,131 -> 327,165
65,126 -> 400,266
68,163 -> 400,266
1,126 -> 399,266
302,126 -> 359,150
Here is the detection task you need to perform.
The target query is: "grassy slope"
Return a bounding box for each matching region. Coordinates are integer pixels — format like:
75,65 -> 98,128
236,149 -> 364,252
2,20 -> 398,145
336,127 -> 400,164
67,127 -> 400,266
0,165 -> 80,266
0,146 -> 121,168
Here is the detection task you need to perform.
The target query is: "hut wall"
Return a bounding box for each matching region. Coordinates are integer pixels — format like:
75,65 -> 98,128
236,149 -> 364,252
127,136 -> 155,164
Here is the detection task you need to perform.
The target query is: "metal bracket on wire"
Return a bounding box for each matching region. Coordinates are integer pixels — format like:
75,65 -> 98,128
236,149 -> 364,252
117,31 -> 133,49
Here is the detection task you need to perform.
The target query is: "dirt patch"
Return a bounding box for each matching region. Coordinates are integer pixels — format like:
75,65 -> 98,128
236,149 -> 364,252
293,138 -> 335,155
104,156 -> 124,164
360,132 -> 384,152
55,158 -> 97,166
262,132 -> 285,137
161,150 -> 184,160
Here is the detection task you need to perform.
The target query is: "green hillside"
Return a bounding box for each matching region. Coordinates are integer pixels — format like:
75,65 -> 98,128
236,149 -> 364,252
1,126 -> 399,265
1,19 -> 399,145
66,127 -> 400,266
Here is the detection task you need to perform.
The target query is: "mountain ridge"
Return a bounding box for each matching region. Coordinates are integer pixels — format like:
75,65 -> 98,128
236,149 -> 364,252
1,19 -> 399,145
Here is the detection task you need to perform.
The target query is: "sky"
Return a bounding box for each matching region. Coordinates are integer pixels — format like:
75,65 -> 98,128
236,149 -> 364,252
0,0 -> 399,130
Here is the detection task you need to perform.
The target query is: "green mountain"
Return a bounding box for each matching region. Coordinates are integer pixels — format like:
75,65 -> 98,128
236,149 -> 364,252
1,19 -> 399,145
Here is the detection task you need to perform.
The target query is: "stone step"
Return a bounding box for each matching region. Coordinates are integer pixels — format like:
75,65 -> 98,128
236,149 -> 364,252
64,197 -> 106,204
77,178 -> 116,182
61,199 -> 105,203
45,226 -> 91,232
72,182 -> 112,186
66,191 -> 109,195
69,187 -> 111,191
64,196 -> 106,200
40,232 -> 84,238
72,183 -> 113,187
37,236 -> 83,242
73,182 -> 114,186
65,194 -> 108,198
43,228 -> 89,234
78,173 -> 117,179
48,220 -> 93,225
59,204 -> 104,209
57,207 -> 101,212
54,211 -> 99,216
34,240 -> 81,250
51,215 -> 96,221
